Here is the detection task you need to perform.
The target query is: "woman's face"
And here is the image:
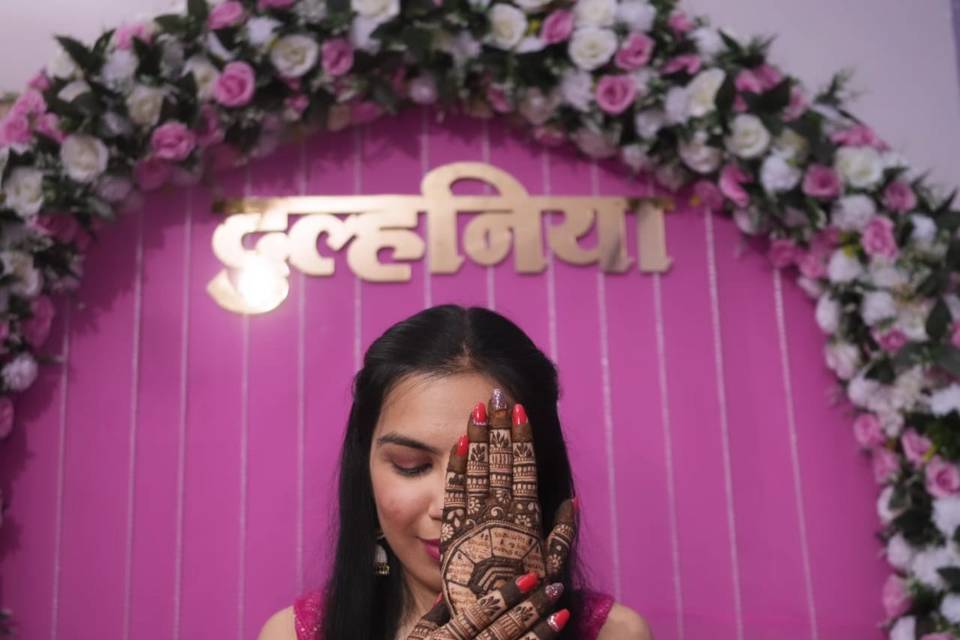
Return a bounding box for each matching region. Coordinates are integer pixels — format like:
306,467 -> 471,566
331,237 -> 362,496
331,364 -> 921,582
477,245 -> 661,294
369,371 -> 501,596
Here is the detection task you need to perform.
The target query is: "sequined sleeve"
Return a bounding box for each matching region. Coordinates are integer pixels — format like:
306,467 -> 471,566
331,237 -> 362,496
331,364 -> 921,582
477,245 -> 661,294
293,589 -> 324,640
576,590 -> 615,639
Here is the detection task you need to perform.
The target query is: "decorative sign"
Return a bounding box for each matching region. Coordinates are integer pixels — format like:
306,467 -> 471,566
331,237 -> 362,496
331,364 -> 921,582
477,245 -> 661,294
208,162 -> 673,315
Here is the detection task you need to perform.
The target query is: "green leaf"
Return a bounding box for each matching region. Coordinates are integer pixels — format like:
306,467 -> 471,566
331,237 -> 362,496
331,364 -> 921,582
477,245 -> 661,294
940,567 -> 960,592
154,14 -> 192,35
714,74 -> 736,117
718,29 -> 743,55
327,0 -> 350,13
187,0 -> 209,22
927,298 -> 951,342
893,342 -> 927,370
935,345 -> 960,378
55,35 -> 100,73
402,26 -> 433,63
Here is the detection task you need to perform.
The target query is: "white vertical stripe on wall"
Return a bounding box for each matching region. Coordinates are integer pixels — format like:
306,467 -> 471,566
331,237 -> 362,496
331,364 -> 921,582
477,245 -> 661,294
353,127 -> 363,372
173,189 -> 193,640
481,119 -> 495,311
50,305 -> 71,640
703,208 -> 744,640
238,165 -> 253,640
772,269 -> 819,640
652,273 -> 685,640
540,150 -> 558,364
122,208 -> 146,640
590,162 -> 621,598
420,109 -> 432,309
296,138 -> 308,594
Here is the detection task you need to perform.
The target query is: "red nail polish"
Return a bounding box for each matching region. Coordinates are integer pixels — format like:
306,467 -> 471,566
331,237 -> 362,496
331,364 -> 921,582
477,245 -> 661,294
512,403 -> 527,426
548,609 -> 570,631
515,572 -> 539,594
571,496 -> 579,512
472,401 -> 487,424
456,435 -> 469,457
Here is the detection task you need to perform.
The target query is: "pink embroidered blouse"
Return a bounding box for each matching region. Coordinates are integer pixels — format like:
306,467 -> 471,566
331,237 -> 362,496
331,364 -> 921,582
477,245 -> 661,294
293,589 -> 615,640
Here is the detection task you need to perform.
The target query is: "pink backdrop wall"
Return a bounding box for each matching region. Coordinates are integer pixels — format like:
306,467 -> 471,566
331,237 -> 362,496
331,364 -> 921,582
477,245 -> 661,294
0,108 -> 886,639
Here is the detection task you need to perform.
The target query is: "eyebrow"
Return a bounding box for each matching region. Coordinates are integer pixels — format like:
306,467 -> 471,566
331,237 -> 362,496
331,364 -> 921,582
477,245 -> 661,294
376,433 -> 441,455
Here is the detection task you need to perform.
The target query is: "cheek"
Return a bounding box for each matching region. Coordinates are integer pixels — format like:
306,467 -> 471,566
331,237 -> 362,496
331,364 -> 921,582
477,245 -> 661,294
371,465 -> 432,533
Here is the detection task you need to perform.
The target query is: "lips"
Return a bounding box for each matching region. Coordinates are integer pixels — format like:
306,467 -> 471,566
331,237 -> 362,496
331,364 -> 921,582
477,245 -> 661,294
422,539 -> 441,564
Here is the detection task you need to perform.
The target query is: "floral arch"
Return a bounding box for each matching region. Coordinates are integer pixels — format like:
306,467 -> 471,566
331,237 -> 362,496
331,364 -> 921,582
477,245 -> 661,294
0,0 -> 959,636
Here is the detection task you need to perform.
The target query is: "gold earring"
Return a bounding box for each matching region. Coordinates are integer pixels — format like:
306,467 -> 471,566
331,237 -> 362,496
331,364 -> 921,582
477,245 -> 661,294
374,529 -> 390,576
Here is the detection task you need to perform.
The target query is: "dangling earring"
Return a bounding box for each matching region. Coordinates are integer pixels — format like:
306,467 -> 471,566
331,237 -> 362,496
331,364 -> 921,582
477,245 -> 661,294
374,528 -> 390,576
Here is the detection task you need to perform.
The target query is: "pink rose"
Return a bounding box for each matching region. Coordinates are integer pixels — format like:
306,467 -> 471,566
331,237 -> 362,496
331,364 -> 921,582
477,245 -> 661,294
692,180 -> 724,209
351,101 -> 383,125
783,86 -> 808,121
258,0 -> 295,8
926,456 -> 960,498
901,429 -> 932,468
33,213 -> 82,246
667,11 -> 694,35
755,64 -> 784,91
921,634 -> 954,640
150,121 -> 197,162
595,75 -> 637,115
114,23 -> 152,50
882,181 -> 916,214
853,413 -> 886,449
719,163 -> 751,208
872,447 -> 900,484
12,89 -> 46,117
34,113 -> 64,143
1,112 -> 32,148
861,216 -> 898,260
662,53 -> 701,75
28,71 -> 50,91
541,9 -> 574,44
208,1 -> 247,29
797,250 -> 827,280
735,69 -> 763,94
23,295 -> 55,349
830,124 -> 888,151
284,94 -> 309,119
196,106 -> 224,148
214,62 -> 256,108
812,226 -> 842,253
767,238 -> 798,269
802,164 -> 841,200
134,157 -> 173,191
532,126 -> 565,147
882,574 -> 911,618
486,85 -> 512,114
322,38 -> 354,77
873,328 -> 907,353
951,320 -> 960,349
0,397 -> 13,440
615,33 -> 655,70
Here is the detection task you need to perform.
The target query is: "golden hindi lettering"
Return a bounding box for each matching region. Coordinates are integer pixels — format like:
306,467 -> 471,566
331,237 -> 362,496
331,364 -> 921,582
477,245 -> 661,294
208,162 -> 673,315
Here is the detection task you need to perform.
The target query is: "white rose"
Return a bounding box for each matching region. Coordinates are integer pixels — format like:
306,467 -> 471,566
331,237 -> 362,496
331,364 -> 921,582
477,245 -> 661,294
353,0 -> 400,19
634,108 -> 666,139
930,384 -> 960,417
733,206 -> 763,235
270,35 -> 320,78
572,126 -> 618,159
824,341 -> 859,380
834,146 -> 883,189
848,373 -> 881,409
910,214 -> 937,247
575,0 -> 617,27
860,290 -> 896,326
2,353 -> 38,392
206,32 -> 236,61
664,86 -> 690,124
941,594 -> 960,625
408,75 -> 437,105
568,27 -> 617,71
96,175 -> 133,203
514,0 -> 551,12
47,47 -> 79,80
796,276 -> 824,299
831,195 -> 876,232
895,300 -> 930,342
295,0 -> 328,22
826,250 -> 863,283
58,80 -> 91,102
889,616 -> 915,640
934,496 -> 960,538
687,68 -> 725,118
437,31 -> 481,67
101,49 -> 138,90
60,134 -> 109,184
772,129 -> 809,163
881,150 -> 910,172
885,534 -> 914,571
519,89 -> 558,126
245,17 -> 281,48
877,485 -> 901,525
815,295 -> 840,334
3,168 -> 44,219
691,27 -> 723,60
678,131 -> 721,174
184,57 -> 220,102
0,251 -> 42,298
488,4 -> 527,50
725,114 -> 770,159
101,112 -> 133,138
560,70 -> 593,111
620,143 -> 651,172
891,367 -> 925,414
350,17 -> 383,52
760,155 -> 801,194
516,36 -> 546,54
867,260 -> 908,291
911,545 -> 960,590
654,163 -> 687,192
616,0 -> 655,31
126,85 -> 165,128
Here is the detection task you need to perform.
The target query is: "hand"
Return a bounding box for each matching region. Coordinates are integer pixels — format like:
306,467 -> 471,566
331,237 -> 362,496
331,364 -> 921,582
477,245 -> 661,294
406,572 -> 571,639
439,389 -> 578,615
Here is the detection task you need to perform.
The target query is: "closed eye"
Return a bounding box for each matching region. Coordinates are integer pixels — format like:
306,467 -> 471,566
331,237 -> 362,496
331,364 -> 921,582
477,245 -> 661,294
392,462 -> 432,477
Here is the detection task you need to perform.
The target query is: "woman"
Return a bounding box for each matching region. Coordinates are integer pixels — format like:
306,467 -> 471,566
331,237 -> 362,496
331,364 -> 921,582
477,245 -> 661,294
258,305 -> 652,639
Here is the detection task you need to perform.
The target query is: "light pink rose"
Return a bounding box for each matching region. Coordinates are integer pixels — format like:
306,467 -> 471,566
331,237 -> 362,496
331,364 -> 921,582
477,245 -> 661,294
951,320 -> 960,349
872,447 -> 900,484
926,456 -> 960,498
258,0 -> 295,8
284,94 -> 309,119
351,101 -> 383,125
882,574 -> 911,618
12,90 -> 46,117
486,85 -> 512,114
921,634 -> 954,640
595,75 -> 637,115
208,1 -> 247,29
783,86 -> 808,121
134,157 -> 173,191
615,33 -> 655,71
115,23 -> 152,50
23,295 -> 55,349
150,121 -> 197,162
196,105 -> 224,148
901,429 -> 932,468
667,11 -> 694,35
802,164 -> 841,200
830,124 -> 888,151
0,113 -> 31,147
34,113 -> 64,143
0,397 -> 13,440
733,95 -> 748,113
735,69 -> 763,94
28,71 -> 51,91
767,238 -> 798,269
812,226 -> 842,253
755,64 -> 784,91
797,250 -> 827,280
883,181 -> 916,214
662,53 -> 701,75
532,126 -> 565,147
692,180 -> 724,209
322,38 -> 354,77
853,413 -> 886,449
33,213 -> 82,246
874,328 -> 907,353
541,9 -> 574,44
214,61 -> 256,108
861,216 -> 898,260
719,163 -> 751,208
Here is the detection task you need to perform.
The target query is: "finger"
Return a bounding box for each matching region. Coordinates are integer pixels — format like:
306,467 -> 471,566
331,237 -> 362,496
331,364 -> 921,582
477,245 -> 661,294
441,571 -> 539,639
408,595 -> 451,639
475,582 -> 564,640
509,403 -> 541,531
544,499 -> 578,581
441,435 -> 469,547
466,401 -> 489,521
517,610 -> 571,639
487,388 -> 513,506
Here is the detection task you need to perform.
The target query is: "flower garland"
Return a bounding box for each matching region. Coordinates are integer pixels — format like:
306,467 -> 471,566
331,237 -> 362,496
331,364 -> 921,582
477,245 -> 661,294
0,0 -> 959,635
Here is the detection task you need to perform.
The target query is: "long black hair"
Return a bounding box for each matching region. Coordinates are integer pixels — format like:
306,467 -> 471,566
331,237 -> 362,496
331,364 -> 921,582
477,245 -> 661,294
320,304 -> 587,640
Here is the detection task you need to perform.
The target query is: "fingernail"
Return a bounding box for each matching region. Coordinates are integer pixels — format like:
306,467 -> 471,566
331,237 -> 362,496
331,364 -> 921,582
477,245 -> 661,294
548,610 -> 570,631
512,403 -> 527,426
545,582 -> 564,599
456,434 -> 469,457
472,401 -> 487,425
571,496 -> 579,512
515,571 -> 539,594
491,388 -> 507,411
434,592 -> 443,606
